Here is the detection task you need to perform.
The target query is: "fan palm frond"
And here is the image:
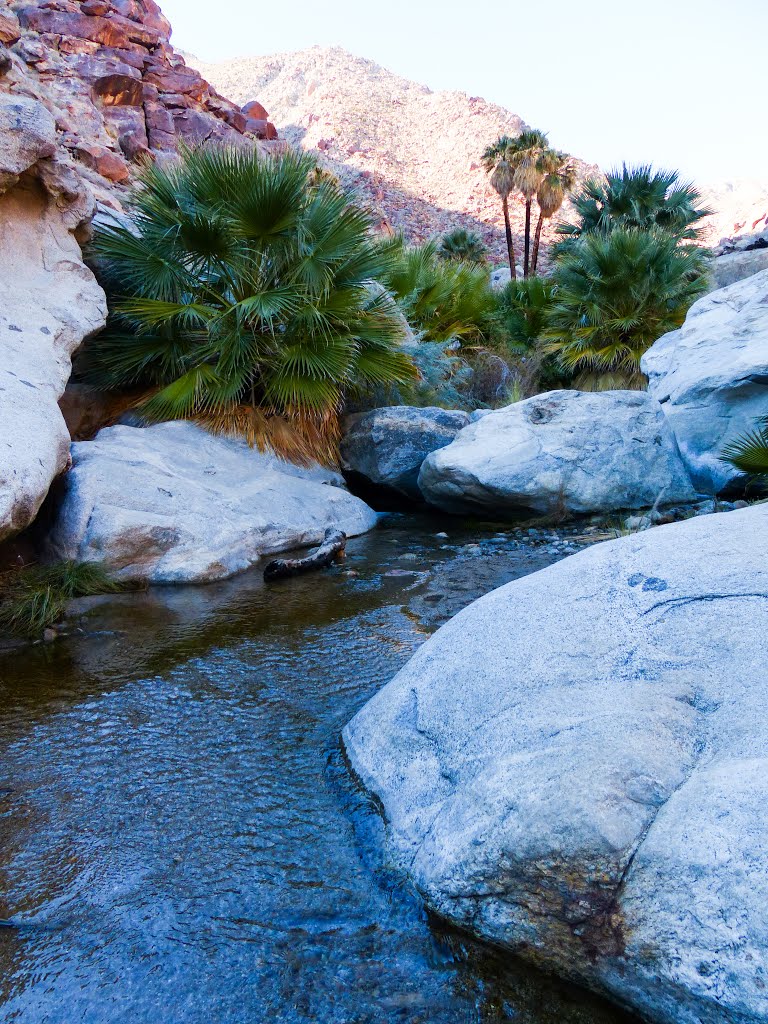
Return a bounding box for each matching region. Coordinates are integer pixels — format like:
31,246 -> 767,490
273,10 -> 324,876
80,144 -> 415,463
543,227 -> 709,385
721,420 -> 768,477
557,164 -> 713,243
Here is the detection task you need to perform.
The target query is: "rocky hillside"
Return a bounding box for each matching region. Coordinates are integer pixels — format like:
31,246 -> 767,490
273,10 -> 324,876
190,46 -> 598,263
0,0 -> 278,205
702,179 -> 768,248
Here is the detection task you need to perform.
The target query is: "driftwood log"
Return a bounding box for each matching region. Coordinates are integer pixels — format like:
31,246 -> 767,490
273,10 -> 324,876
263,528 -> 347,581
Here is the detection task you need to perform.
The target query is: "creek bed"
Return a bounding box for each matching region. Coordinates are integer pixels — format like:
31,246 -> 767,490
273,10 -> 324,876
0,514 -> 633,1024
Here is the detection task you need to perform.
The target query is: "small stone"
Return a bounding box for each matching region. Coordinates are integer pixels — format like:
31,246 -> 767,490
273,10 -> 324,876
733,500 -> 749,509
624,515 -> 652,532
43,628 -> 58,643
435,532 -> 449,539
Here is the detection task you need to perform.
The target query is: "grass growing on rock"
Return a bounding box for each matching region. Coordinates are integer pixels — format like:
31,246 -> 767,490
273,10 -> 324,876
0,562 -> 126,639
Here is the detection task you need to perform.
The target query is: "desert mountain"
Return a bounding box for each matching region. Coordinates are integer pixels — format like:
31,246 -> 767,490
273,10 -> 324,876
189,46 -> 598,264
193,46 -> 767,258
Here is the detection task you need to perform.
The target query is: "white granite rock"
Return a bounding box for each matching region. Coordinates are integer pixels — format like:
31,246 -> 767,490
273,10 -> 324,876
0,95 -> 106,542
47,422 -> 378,584
642,270 -> 768,492
418,390 -> 697,516
344,503 -> 768,1024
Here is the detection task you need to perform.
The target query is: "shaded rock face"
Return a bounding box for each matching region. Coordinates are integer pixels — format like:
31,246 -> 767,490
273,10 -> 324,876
710,246 -> 768,291
0,93 -> 106,542
642,270 -> 768,493
340,406 -> 470,503
344,504 -> 768,1024
46,421 -> 379,584
3,0 -> 276,206
418,390 -> 697,517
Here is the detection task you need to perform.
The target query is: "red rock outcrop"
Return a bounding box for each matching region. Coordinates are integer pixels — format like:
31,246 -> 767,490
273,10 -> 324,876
1,0 -> 277,202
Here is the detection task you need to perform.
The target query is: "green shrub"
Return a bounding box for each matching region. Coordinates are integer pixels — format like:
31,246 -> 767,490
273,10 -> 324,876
381,239 -> 496,343
495,277 -> 555,354
438,228 -> 488,265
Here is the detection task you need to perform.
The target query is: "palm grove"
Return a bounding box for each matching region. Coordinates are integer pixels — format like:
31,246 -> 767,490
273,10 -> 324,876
78,131 -> 717,464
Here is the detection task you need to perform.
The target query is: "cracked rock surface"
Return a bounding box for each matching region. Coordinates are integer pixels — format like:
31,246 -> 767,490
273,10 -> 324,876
343,503 -> 768,1024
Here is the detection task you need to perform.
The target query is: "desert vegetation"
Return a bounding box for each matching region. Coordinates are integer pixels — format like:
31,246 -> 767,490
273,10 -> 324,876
478,159 -> 712,392
721,418 -> 768,482
80,145 -> 417,463
77,141 -> 714,449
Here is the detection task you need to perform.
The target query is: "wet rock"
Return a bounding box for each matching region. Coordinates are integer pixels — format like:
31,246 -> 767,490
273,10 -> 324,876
344,504 -> 768,1024
642,270 -> 768,493
419,390 -> 697,518
46,422 -> 378,585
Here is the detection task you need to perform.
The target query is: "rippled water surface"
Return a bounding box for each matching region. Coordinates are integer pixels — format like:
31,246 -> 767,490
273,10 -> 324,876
0,515 -> 634,1024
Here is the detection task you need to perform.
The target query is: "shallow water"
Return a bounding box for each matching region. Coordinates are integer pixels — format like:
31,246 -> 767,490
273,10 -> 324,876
0,515 -> 634,1024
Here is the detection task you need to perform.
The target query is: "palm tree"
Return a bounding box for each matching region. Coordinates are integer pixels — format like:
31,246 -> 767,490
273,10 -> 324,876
543,227 -> 709,390
558,164 -> 713,242
482,136 -> 518,281
531,151 -> 576,275
81,145 -> 416,464
438,228 -> 487,265
496,276 -> 555,353
512,128 -> 550,277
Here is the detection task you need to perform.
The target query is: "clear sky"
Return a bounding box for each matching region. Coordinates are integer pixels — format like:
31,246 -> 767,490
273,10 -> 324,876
161,0 -> 767,184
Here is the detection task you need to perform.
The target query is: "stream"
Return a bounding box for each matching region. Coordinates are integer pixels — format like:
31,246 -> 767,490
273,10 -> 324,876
0,514 -> 635,1024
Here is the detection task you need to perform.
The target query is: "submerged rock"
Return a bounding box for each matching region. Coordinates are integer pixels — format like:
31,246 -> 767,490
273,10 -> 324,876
344,503 -> 768,1024
642,270 -> 768,493
341,406 -> 469,502
46,422 -> 378,584
418,390 -> 697,517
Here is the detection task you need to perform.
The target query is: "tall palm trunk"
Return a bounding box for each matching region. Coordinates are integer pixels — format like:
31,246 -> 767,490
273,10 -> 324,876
502,196 -> 517,281
531,212 -> 545,276
523,198 -> 533,277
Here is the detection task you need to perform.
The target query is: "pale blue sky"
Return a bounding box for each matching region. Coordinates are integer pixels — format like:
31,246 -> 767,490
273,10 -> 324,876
161,0 -> 767,183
